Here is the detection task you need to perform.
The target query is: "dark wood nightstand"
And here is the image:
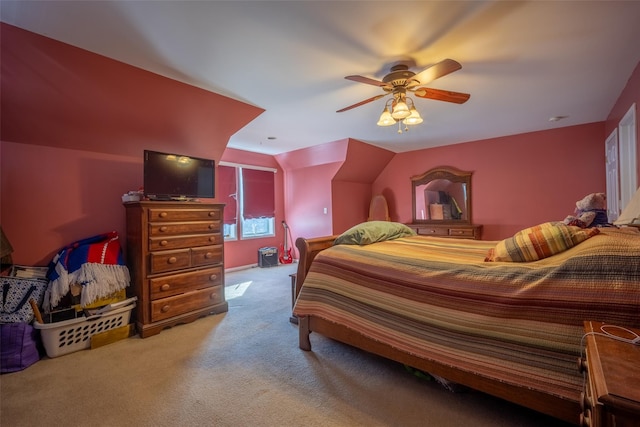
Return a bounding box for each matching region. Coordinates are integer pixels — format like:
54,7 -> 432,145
578,321 -> 640,427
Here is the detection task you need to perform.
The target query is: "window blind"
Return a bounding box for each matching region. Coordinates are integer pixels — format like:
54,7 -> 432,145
241,168 -> 275,219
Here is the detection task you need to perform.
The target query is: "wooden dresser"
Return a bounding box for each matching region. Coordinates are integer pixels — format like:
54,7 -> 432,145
124,201 -> 228,338
406,223 -> 482,240
578,321 -> 640,427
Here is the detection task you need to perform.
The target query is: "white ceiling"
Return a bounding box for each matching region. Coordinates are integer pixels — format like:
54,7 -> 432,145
2,1 -> 640,155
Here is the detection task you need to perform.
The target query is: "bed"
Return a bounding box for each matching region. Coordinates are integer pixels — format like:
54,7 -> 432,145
292,221 -> 640,425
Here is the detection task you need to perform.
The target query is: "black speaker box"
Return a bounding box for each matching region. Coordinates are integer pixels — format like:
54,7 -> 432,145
258,247 -> 278,268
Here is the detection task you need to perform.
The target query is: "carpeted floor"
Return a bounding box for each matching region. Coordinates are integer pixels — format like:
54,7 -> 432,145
1,264 -> 573,426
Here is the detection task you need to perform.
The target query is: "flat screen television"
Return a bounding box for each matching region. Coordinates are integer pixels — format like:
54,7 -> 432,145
143,150 -> 215,200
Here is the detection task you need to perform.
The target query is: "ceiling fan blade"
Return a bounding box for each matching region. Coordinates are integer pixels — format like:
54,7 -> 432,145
413,87 -> 470,104
406,59 -> 462,86
337,94 -> 387,112
345,75 -> 387,87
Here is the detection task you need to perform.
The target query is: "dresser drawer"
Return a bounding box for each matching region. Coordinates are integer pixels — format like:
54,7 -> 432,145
151,286 -> 225,322
150,267 -> 223,299
415,227 -> 448,236
149,233 -> 222,251
149,249 -> 191,274
192,245 -> 223,267
149,220 -> 221,236
148,208 -> 221,222
449,228 -> 475,238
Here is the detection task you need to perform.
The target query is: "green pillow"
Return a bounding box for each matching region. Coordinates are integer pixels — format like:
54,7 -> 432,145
334,221 -> 416,246
485,222 -> 600,262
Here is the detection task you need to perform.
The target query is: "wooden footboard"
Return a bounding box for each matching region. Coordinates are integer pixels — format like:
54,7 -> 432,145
293,236 -> 580,425
294,235 -> 338,299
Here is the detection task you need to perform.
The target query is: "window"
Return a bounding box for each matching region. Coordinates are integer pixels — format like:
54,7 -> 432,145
218,163 -> 275,240
218,165 -> 238,240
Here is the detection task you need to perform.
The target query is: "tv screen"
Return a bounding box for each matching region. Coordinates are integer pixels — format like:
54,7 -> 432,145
143,150 -> 215,200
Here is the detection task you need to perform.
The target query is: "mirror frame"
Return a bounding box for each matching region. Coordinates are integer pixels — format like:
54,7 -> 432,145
411,166 -> 473,224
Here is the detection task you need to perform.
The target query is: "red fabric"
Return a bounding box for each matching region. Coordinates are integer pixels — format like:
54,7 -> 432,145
241,169 -> 275,219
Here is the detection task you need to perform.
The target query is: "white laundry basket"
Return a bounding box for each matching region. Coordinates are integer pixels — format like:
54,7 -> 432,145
34,301 -> 135,358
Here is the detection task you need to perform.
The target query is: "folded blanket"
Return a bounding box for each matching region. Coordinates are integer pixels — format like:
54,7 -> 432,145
45,231 -> 130,310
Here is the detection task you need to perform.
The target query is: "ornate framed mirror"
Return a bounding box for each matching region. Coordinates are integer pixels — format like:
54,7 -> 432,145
411,166 -> 472,224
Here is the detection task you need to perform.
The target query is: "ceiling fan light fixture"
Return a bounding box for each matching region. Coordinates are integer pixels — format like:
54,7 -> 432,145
377,107 -> 396,126
391,100 -> 410,119
403,107 -> 423,125
337,59 -> 468,133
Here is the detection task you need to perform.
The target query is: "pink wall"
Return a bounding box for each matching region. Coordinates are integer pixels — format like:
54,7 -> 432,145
276,140 -> 349,256
0,23 -> 264,268
276,138 -> 396,250
1,142 -> 139,265
0,23 -> 262,160
282,162 -> 342,258
374,122 -> 606,240
332,181 -> 372,234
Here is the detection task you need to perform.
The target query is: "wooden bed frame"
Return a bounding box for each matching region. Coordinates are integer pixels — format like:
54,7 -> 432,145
294,236 -> 580,425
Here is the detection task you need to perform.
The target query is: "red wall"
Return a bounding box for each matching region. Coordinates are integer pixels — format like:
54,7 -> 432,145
275,138 -> 395,253
0,23 -> 264,268
374,122 -> 606,241
1,142 -> 140,265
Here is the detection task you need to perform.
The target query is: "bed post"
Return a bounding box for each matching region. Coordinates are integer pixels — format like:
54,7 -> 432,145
294,235 -> 338,300
298,315 -> 311,351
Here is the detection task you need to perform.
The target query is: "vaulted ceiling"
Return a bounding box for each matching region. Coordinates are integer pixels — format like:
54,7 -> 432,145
2,1 -> 640,155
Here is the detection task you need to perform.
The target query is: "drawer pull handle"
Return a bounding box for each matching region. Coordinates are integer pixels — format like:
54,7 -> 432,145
168,257 -> 177,264
159,212 -> 168,218
208,212 -> 215,217
160,240 -> 168,246
159,226 -> 168,233
209,293 -> 218,300
209,274 -> 218,281
161,305 -> 170,313
161,284 -> 170,291
205,252 -> 213,259
208,224 -> 215,230
209,236 -> 216,242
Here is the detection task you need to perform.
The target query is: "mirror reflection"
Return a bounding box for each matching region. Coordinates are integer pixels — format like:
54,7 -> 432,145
412,167 -> 472,224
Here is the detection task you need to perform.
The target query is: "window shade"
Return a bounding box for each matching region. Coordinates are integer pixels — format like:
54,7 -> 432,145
241,168 -> 275,219
218,165 -> 237,225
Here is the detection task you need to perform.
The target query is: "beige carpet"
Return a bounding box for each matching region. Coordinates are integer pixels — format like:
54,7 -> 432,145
1,264 -> 573,427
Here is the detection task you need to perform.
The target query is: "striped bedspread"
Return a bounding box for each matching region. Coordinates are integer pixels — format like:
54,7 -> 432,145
293,227 -> 640,402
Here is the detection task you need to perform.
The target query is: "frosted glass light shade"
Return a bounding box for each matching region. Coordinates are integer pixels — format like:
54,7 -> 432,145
391,100 -> 410,119
377,109 -> 396,126
403,107 -> 423,125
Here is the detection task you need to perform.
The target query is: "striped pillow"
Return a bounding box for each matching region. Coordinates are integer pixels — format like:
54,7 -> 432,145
485,222 -> 600,262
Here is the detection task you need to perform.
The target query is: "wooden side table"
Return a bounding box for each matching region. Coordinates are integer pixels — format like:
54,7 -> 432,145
578,321 -> 640,426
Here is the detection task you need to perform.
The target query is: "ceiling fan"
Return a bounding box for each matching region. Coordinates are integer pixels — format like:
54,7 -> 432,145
337,58 -> 470,132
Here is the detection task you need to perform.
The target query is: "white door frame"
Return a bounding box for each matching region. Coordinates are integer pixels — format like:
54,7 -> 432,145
618,103 -> 637,211
605,129 -> 619,221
